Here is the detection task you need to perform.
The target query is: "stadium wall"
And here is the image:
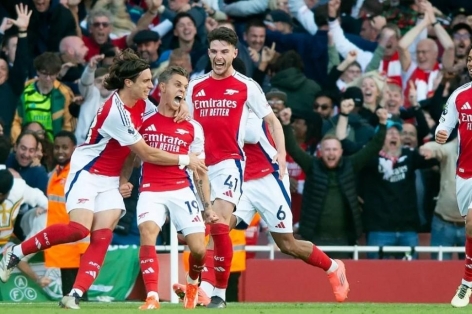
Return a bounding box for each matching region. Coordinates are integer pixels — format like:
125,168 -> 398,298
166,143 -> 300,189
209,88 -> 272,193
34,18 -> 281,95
128,257 -> 464,303
239,259 -> 464,303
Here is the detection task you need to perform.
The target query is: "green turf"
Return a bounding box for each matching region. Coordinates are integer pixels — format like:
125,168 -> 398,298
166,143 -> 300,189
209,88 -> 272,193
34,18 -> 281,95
0,302 -> 470,314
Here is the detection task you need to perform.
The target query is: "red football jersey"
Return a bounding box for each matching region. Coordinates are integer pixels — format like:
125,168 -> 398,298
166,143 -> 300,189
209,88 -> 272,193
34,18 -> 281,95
187,71 -> 272,166
437,83 -> 472,179
243,115 -> 278,181
140,112 -> 205,192
71,93 -> 155,176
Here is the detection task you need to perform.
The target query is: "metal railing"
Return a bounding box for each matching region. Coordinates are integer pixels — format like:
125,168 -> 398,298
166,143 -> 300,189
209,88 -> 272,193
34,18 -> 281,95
161,225 -> 465,303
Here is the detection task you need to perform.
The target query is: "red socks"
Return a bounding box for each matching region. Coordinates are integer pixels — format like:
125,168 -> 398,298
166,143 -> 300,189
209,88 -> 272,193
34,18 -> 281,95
305,245 -> 332,271
465,236 -> 472,282
210,224 -> 233,289
72,229 -> 112,293
188,251 -> 205,281
21,221 -> 89,256
201,249 -> 215,286
139,245 -> 159,293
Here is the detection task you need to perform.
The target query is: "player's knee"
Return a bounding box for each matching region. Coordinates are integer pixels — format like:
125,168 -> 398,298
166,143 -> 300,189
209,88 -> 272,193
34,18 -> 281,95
191,246 -> 206,260
138,223 -> 160,245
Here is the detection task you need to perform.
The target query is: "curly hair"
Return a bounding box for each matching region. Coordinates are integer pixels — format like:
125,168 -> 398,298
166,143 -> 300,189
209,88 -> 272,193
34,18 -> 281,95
104,48 -> 150,90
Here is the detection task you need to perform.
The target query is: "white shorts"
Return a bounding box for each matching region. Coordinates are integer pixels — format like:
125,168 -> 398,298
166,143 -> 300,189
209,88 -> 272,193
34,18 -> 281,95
456,176 -> 472,217
136,188 -> 205,236
234,173 -> 292,233
65,170 -> 125,216
209,159 -> 245,206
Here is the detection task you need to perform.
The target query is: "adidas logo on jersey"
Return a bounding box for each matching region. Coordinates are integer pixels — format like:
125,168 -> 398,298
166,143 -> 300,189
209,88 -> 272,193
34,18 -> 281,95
196,89 -> 206,97
145,124 -> 157,131
223,190 -> 233,198
462,102 -> 472,110
86,271 -> 97,279
142,267 -> 155,274
191,216 -> 201,223
275,221 -> 286,229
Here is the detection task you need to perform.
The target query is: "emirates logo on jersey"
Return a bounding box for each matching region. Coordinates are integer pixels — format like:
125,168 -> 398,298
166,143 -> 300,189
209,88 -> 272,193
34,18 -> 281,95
194,99 -> 237,117
143,133 -> 187,153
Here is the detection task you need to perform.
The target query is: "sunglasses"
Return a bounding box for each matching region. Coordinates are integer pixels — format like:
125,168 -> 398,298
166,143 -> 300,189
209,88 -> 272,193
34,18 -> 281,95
92,22 -> 110,28
453,33 -> 471,41
314,103 -> 330,110
268,100 -> 284,106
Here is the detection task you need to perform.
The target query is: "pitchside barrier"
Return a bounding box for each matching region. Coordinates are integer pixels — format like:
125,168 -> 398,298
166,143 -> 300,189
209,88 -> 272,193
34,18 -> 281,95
0,224 -> 466,303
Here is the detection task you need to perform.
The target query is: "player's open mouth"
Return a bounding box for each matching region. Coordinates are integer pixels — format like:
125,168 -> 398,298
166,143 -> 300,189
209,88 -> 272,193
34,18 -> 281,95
174,95 -> 183,105
214,62 -> 225,69
389,140 -> 398,147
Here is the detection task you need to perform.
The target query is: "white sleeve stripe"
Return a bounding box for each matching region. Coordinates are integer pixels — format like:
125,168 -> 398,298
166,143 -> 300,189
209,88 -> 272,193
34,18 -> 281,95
116,100 -> 132,127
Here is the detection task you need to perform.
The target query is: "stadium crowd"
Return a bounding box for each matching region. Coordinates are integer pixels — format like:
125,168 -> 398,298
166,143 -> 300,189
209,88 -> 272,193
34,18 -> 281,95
0,0 -> 472,298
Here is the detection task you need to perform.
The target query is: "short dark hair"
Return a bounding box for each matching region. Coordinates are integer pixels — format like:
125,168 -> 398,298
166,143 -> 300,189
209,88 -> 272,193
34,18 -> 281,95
272,50 -> 304,73
0,136 -> 11,164
207,27 -> 238,47
173,12 -> 196,28
0,169 -> 13,195
15,130 -> 39,147
104,48 -> 150,90
158,65 -> 189,84
55,130 -> 77,146
244,19 -> 266,34
33,52 -> 62,74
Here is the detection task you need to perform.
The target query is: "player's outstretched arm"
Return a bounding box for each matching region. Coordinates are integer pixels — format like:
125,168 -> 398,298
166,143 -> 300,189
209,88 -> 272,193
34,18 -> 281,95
263,111 -> 287,179
129,139 -> 208,172
193,167 -> 218,224
120,152 -> 137,185
436,87 -> 460,144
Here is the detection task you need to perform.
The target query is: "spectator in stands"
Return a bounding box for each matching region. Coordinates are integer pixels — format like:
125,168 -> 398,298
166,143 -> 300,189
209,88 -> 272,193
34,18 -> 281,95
0,5 -> 31,139
164,13 -> 206,68
314,90 -> 337,120
328,87 -> 375,156
286,109 -> 321,225
282,104 -> 388,258
92,0 -> 136,38
265,9 -> 294,34
451,23 -> 472,75
11,52 -> 74,143
270,50 -> 320,112
22,122 -> 55,171
266,88 -> 287,117
82,8 -> 153,61
5,131 -> 48,194
75,54 -> 111,145
134,29 -> 165,79
326,49 -> 362,93
43,131 -> 89,298
352,72 -> 385,127
169,48 -> 192,74
57,36 -> 89,90
27,0 -> 78,56
419,133 -> 464,260
399,2 -> 454,107
360,120 -> 437,259
244,19 -> 267,78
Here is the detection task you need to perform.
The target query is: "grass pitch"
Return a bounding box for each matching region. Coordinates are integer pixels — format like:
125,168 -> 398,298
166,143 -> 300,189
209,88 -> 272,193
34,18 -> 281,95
0,302 -> 470,314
